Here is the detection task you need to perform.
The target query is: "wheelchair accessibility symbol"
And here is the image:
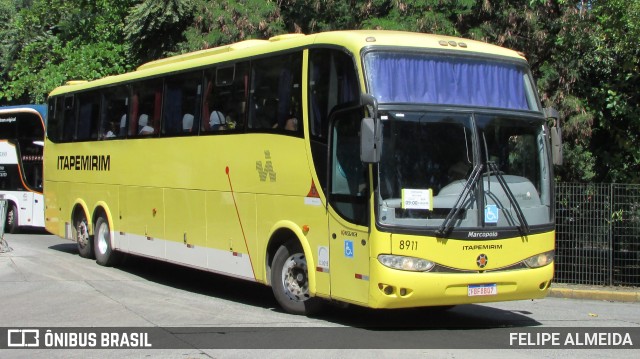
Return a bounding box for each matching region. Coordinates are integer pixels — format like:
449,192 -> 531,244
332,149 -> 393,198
485,204 -> 499,224
344,240 -> 354,258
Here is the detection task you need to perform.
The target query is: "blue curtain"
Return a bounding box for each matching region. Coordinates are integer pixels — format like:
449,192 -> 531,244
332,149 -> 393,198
277,67 -> 292,127
367,54 -> 530,110
164,86 -> 182,133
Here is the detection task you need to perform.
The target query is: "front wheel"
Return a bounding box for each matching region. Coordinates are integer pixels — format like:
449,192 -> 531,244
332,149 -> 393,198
270,241 -> 323,316
94,216 -> 120,266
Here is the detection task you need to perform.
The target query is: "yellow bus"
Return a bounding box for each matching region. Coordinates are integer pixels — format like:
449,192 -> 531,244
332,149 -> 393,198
44,30 -> 560,315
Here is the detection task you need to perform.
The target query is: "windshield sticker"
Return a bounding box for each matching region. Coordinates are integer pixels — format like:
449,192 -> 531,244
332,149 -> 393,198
401,188 -> 433,210
485,204 -> 499,224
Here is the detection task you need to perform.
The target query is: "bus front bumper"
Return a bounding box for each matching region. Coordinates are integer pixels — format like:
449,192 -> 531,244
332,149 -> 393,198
368,258 -> 554,309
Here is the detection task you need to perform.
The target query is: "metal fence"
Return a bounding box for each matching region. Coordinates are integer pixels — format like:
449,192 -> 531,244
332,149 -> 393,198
555,183 -> 640,287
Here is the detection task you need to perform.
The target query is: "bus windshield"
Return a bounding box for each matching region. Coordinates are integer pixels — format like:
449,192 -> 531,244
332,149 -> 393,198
0,109 -> 45,192
364,51 -> 539,111
377,111 -> 553,232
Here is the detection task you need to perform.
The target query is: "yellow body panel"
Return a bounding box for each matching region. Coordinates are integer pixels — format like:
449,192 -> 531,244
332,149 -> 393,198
44,134 -> 318,281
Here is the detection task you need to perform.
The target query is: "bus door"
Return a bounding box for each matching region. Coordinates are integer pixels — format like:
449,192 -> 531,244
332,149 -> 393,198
327,108 -> 371,305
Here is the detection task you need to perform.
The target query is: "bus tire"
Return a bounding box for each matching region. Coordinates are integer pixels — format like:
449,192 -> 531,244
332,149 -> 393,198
74,213 -> 94,259
271,241 -> 323,316
94,216 -> 120,266
6,202 -> 19,234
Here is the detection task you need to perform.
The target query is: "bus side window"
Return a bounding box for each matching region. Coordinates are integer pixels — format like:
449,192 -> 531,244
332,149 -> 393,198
203,66 -> 230,132
131,79 -> 162,137
48,97 -> 65,142
309,48 -> 359,141
163,71 -> 202,135
308,48 -> 360,194
62,95 -> 76,141
330,108 -> 368,226
100,85 -> 129,139
202,62 -> 249,133
77,91 -> 101,141
249,52 -> 302,132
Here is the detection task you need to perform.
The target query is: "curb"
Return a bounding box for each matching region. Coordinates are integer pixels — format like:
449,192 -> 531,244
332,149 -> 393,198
548,287 -> 640,303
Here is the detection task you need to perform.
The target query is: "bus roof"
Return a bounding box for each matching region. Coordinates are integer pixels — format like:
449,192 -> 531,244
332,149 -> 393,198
0,104 -> 47,119
48,30 -> 526,97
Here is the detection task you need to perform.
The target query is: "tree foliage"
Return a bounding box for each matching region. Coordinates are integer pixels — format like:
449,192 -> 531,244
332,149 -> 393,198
178,0 -> 284,52
0,0 -> 135,103
124,0 -> 196,63
0,0 -> 638,182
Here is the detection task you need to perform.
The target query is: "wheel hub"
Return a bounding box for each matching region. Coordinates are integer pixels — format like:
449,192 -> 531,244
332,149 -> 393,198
97,222 -> 108,254
282,253 -> 310,301
77,221 -> 89,248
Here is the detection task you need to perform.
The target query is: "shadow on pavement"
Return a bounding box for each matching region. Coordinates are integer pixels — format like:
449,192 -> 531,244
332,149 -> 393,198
47,244 -> 541,330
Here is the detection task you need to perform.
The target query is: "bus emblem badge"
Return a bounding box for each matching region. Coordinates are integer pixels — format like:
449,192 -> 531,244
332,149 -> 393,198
256,150 -> 277,182
476,254 -> 488,268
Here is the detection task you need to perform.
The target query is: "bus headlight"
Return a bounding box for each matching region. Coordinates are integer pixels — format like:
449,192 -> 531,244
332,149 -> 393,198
378,255 -> 435,272
523,250 -> 554,268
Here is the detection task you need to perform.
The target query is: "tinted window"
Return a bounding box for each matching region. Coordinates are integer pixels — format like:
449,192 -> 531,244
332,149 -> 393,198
101,85 -> 129,139
203,62 -> 249,133
163,72 -> 203,135
131,79 -> 163,137
76,91 -> 101,141
249,53 -> 302,134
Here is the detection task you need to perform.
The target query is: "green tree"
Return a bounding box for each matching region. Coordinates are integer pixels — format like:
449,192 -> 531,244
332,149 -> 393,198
124,0 -> 196,64
0,0 -> 135,104
278,0 -> 474,34
178,0 -> 285,52
523,0 -> 640,183
586,0 -> 640,182
278,0 -> 363,32
0,0 -> 18,76
361,0 -> 474,34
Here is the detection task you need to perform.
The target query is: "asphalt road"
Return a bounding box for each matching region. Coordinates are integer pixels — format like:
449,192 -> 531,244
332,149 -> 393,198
1,232 -> 639,358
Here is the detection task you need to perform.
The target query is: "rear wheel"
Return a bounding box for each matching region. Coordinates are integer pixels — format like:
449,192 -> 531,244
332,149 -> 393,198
74,213 -> 94,259
94,216 -> 120,266
271,241 -> 323,316
5,203 -> 19,234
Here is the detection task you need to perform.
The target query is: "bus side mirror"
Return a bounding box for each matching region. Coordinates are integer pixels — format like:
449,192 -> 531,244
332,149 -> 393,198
361,117 -> 382,163
544,107 -> 563,166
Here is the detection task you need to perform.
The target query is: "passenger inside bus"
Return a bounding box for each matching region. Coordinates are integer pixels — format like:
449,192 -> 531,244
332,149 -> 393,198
182,113 -> 194,133
209,110 -> 226,130
272,97 -> 299,131
138,114 -> 155,135
104,121 -> 117,138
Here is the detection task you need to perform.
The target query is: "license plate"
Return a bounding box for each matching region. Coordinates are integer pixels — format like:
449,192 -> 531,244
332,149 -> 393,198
468,284 -> 497,296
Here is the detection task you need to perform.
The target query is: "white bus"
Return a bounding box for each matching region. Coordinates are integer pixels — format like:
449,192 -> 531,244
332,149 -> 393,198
0,105 -> 46,233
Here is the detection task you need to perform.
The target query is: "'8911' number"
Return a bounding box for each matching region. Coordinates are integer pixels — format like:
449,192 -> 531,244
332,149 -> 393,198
399,240 -> 418,251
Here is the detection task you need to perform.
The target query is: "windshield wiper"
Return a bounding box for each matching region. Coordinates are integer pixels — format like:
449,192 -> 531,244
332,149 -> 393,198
487,161 -> 530,234
436,163 -> 483,237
